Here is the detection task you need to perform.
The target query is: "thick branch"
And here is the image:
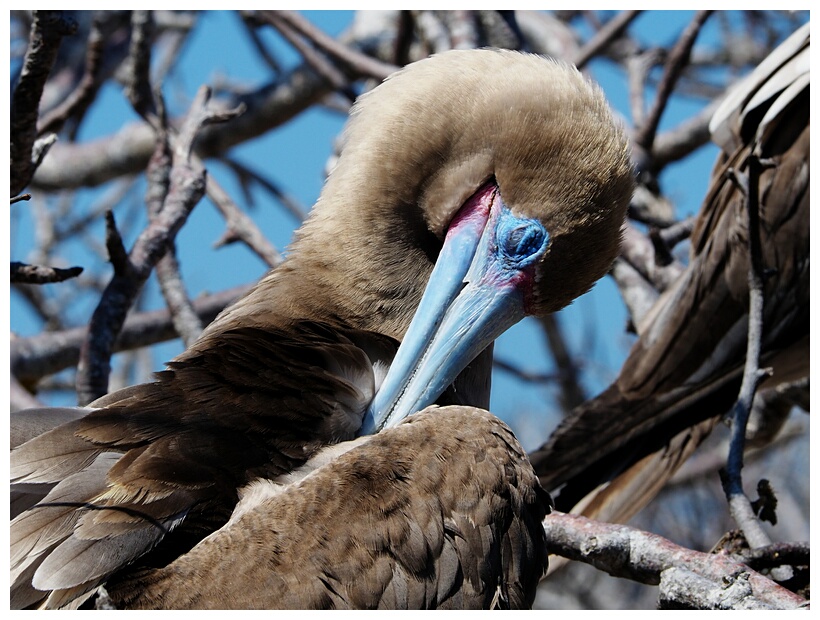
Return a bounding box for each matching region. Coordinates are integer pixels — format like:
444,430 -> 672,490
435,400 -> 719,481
10,11 -> 78,195
543,512 -> 805,609
11,284 -> 251,385
11,261 -> 83,284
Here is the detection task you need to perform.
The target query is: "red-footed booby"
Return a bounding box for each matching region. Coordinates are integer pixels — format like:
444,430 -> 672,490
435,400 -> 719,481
531,23 -> 809,527
11,49 -> 633,609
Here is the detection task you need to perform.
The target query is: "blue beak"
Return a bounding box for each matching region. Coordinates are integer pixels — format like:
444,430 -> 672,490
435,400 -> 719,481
359,183 -> 549,435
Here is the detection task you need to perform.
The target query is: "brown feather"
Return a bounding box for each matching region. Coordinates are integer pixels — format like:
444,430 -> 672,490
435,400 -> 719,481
11,49 -> 633,608
102,407 -> 550,610
530,25 -> 809,524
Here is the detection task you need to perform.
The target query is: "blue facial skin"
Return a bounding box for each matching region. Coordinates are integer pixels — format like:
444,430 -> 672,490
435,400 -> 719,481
359,187 -> 548,436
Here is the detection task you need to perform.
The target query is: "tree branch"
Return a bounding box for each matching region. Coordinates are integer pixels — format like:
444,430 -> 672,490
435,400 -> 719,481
10,10 -> 78,195
543,512 -> 805,609
36,16 -> 106,137
573,10 -> 641,70
11,261 -> 83,285
11,284 -> 251,386
720,156 -> 777,553
75,87 -> 241,403
633,10 -> 712,154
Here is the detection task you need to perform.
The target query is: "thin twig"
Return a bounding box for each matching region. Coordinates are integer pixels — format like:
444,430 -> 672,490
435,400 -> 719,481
75,88 -> 242,404
31,59 -> 344,190
222,157 -> 308,221
37,16 -> 106,136
634,10 -> 712,153
204,167 -> 283,268
733,542 -> 810,571
258,10 -> 398,80
719,156 -> 775,551
146,84 -> 205,348
492,357 -> 562,385
124,10 -> 157,122
619,222 -> 686,293
241,14 -> 282,75
145,107 -> 204,348
11,261 -> 83,284
626,48 -> 661,127
538,314 -> 587,410
262,12 -> 357,102
11,193 -> 32,204
609,258 -> 659,332
573,10 -> 641,70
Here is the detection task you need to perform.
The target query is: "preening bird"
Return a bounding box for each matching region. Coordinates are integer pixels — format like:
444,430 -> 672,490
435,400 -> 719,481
530,23 -> 809,525
11,49 -> 634,609
97,406 -> 550,610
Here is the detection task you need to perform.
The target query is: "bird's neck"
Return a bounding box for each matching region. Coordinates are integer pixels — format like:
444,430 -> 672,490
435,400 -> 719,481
200,213 -> 435,343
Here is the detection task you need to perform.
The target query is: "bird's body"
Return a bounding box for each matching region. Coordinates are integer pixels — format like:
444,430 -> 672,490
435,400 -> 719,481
99,407 -> 550,610
11,49 -> 633,609
531,23 -> 809,524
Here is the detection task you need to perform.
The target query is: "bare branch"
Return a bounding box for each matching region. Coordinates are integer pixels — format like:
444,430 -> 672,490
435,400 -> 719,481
31,66 -> 324,190
142,91 -> 204,349
734,542 -> 809,572
36,16 -> 106,136
573,10 -> 641,70
256,10 -> 398,81
619,222 -> 686,293
634,10 -> 712,153
74,89 -> 234,403
538,314 -> 587,410
205,168 -> 283,269
10,10 -> 78,195
261,12 -> 356,102
609,258 -> 659,331
11,284 -> 251,385
11,261 -> 83,285
10,373 -> 46,413
124,10 -> 157,121
720,156 -> 777,553
222,157 -> 308,222
543,512 -> 805,609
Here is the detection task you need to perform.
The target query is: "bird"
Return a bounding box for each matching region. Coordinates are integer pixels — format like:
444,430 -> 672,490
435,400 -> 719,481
92,406 -> 551,609
529,23 -> 809,526
11,48 -> 634,609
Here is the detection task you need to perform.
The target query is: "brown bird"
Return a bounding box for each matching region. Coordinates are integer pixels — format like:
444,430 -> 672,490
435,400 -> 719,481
530,23 -> 809,525
98,406 -> 550,609
11,49 -> 634,609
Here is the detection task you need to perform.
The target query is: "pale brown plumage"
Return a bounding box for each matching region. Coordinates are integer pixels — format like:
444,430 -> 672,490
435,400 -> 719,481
530,23 -> 809,524
11,49 -> 633,609
100,406 -> 550,610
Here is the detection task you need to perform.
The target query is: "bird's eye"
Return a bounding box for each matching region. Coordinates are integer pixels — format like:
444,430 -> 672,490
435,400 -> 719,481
497,215 -> 548,267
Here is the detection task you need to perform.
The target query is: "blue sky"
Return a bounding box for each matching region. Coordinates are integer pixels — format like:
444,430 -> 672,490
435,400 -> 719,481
10,10 -> 804,449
